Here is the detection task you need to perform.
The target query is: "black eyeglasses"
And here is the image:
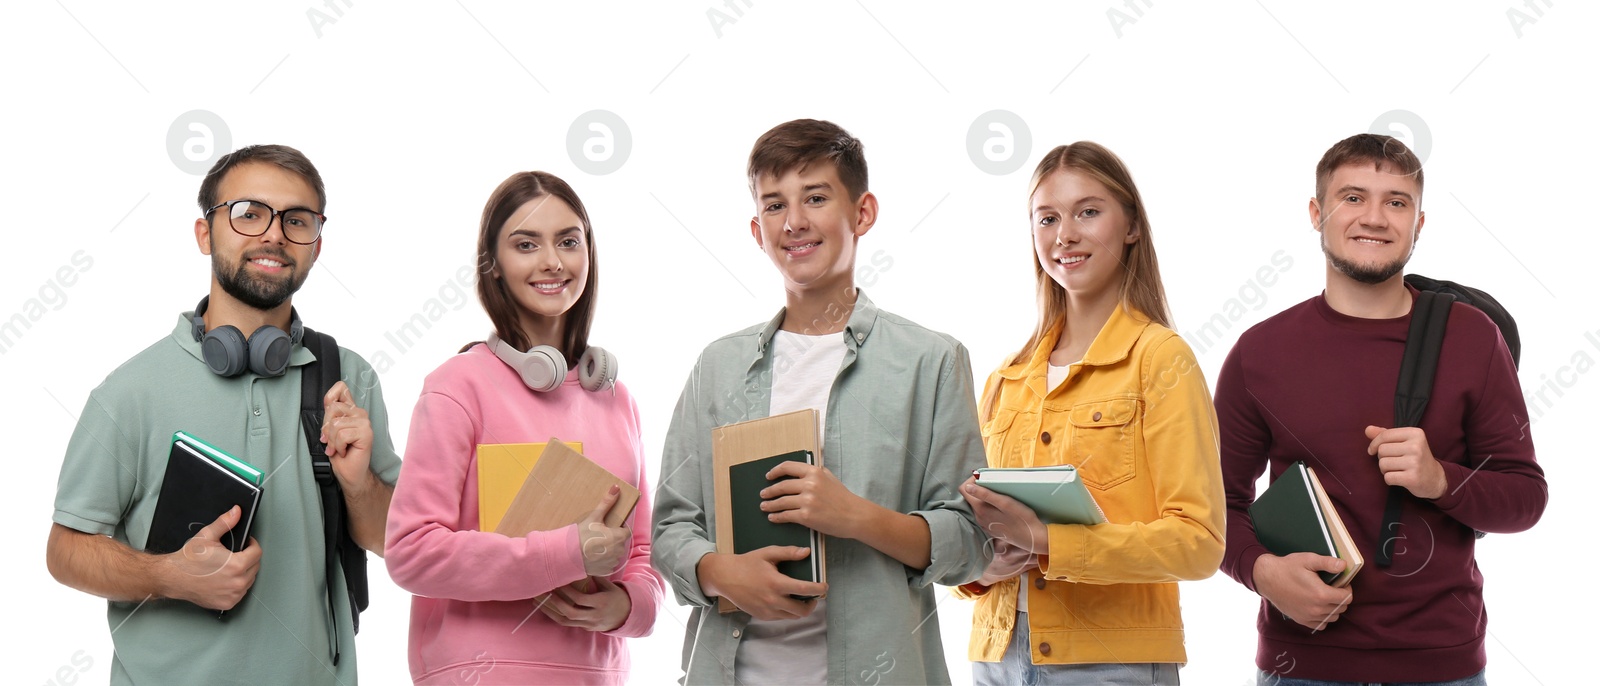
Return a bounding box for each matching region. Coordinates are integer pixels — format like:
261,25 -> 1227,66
206,200 -> 326,245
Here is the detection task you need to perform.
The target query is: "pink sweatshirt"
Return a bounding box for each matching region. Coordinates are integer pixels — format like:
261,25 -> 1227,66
385,344 -> 662,685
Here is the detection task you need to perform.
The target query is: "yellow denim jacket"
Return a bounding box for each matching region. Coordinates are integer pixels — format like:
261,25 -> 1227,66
959,305 -> 1225,665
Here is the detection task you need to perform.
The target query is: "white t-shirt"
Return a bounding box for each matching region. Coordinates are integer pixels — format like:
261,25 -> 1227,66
734,330 -> 847,684
1021,362 -> 1074,613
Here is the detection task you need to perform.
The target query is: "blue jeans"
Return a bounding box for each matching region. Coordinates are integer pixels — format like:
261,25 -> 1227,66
1257,668 -> 1487,686
972,617 -> 1180,686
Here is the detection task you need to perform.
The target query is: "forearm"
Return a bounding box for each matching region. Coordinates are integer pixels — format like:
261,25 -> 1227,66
1430,460 -> 1547,533
1042,515 -> 1222,584
852,505 -> 931,570
46,524 -> 169,602
343,473 -> 393,557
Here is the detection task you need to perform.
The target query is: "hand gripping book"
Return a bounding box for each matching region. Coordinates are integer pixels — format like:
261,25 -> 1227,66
972,464 -> 1108,525
1249,461 -> 1363,587
146,432 -> 263,555
711,409 -> 824,614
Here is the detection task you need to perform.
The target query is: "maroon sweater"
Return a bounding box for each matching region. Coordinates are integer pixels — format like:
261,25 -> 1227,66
1215,289 -> 1546,682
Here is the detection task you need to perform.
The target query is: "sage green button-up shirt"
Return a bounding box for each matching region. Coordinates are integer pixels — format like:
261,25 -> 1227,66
652,292 -> 991,685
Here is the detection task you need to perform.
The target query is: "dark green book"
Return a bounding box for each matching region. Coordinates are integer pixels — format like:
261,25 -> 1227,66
1249,461 -> 1340,585
728,450 -> 820,585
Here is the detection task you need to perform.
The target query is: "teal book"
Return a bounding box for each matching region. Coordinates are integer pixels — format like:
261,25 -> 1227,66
728,450 -> 820,585
1249,461 -> 1345,585
174,431 -> 263,486
974,465 -> 1108,525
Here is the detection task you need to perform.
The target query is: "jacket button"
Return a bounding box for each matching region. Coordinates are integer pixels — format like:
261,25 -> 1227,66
732,629 -> 742,639
1092,411 -> 1103,421
1038,642 -> 1052,656
1040,431 -> 1051,444
1034,576 -> 1046,590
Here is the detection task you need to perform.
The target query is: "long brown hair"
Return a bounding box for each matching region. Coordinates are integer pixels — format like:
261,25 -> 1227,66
980,142 -> 1171,421
469,171 -> 598,362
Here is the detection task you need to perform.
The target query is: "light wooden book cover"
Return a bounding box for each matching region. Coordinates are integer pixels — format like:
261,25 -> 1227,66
493,439 -> 638,537
710,408 -> 824,614
476,442 -> 582,532
1307,467 -> 1363,588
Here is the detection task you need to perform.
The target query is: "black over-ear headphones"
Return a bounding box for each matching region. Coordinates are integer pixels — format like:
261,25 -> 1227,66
191,296 -> 304,378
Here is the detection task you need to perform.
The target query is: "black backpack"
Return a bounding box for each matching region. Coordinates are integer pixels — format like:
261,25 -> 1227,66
1376,275 -> 1520,566
297,328 -> 368,665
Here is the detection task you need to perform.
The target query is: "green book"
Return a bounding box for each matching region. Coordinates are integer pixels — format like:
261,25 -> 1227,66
1249,461 -> 1345,585
174,431 -> 263,486
728,450 -> 820,586
973,465 -> 1108,525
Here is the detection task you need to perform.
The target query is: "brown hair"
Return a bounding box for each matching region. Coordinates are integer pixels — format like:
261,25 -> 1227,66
747,119 -> 869,201
1314,133 -> 1424,206
197,144 -> 327,214
470,171 -> 598,362
981,142 -> 1171,421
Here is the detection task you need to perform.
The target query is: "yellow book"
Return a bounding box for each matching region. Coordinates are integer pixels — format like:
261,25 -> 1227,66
476,442 -> 580,532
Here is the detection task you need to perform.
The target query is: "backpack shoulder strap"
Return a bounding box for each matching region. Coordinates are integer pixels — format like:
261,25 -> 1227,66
298,328 -> 355,664
1377,291 -> 1453,567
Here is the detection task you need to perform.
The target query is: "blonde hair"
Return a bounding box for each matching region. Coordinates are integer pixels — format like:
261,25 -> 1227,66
979,142 -> 1172,422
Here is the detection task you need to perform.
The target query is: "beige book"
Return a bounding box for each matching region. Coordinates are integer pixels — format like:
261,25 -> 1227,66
1306,467 -> 1364,588
494,439 -> 638,537
477,441 -> 581,532
711,409 -> 824,614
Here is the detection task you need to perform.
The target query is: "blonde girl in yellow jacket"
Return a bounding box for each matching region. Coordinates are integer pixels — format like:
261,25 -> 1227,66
958,142 -> 1226,686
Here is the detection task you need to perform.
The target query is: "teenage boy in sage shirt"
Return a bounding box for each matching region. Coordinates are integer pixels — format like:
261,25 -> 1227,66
652,119 -> 990,685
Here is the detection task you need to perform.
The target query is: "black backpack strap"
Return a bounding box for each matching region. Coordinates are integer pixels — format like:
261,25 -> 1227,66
299,328 -> 363,665
1376,291 -> 1453,567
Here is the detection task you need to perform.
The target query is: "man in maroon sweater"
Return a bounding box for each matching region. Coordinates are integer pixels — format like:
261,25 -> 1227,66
1215,133 -> 1547,685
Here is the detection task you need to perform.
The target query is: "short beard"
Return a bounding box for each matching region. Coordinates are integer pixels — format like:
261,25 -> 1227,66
1321,230 -> 1412,286
211,238 -> 306,310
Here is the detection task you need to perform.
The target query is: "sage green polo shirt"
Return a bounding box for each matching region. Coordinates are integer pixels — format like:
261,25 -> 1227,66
52,312 -> 402,686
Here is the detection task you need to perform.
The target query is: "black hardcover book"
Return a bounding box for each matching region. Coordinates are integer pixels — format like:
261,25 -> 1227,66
146,439 -> 261,555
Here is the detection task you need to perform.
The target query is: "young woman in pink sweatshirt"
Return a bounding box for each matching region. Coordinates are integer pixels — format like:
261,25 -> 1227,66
385,171 -> 662,685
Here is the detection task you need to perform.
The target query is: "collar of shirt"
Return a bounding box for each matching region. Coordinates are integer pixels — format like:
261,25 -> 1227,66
996,304 -> 1150,398
749,289 -> 881,373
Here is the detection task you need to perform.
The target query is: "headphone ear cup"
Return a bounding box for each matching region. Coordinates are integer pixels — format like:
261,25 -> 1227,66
202,325 -> 249,377
578,346 -> 617,392
520,345 -> 567,393
248,326 -> 294,377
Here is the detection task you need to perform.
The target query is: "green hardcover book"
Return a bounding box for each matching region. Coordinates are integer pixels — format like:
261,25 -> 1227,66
173,431 -> 263,486
973,465 -> 1108,525
728,450 -> 820,585
1249,461 -> 1340,585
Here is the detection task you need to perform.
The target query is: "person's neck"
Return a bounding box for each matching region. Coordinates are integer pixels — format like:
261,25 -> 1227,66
516,314 -> 565,352
202,287 -> 293,336
781,280 -> 858,335
1323,266 -> 1411,319
1055,288 -> 1120,360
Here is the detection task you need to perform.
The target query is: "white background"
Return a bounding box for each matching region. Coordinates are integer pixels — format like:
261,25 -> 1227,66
4,1 -> 1595,684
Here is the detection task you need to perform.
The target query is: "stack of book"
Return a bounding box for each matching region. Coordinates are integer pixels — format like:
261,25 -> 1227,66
1249,461 -> 1363,587
147,431 -> 263,554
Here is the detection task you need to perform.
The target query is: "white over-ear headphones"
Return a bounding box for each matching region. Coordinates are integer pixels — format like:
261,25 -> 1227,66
486,332 -> 616,393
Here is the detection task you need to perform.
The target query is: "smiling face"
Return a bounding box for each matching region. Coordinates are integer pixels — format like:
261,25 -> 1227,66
1030,169 -> 1138,302
196,162 -> 321,311
750,163 -> 876,299
493,195 -> 590,340
1311,161 -> 1425,285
